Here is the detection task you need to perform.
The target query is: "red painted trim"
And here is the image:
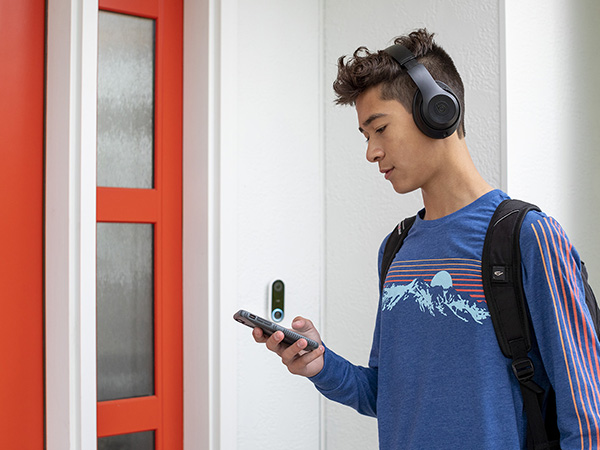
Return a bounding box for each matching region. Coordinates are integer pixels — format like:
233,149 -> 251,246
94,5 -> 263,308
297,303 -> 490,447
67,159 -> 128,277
97,397 -> 161,437
0,1 -> 45,448
99,0 -> 159,18
97,188 -> 159,223
157,0 -> 184,446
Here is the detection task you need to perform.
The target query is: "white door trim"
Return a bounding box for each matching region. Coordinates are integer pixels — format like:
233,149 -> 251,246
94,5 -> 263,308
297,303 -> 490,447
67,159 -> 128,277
45,0 -> 99,448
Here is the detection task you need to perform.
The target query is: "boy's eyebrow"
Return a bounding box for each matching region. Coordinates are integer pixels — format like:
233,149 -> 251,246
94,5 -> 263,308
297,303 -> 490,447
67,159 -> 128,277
358,113 -> 387,133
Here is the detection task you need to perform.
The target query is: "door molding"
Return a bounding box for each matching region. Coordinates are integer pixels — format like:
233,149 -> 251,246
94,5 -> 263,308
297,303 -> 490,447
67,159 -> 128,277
182,0 -> 213,448
45,0 -> 99,448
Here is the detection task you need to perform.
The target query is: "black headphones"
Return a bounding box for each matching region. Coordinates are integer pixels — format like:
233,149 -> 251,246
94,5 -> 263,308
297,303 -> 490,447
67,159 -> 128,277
383,44 -> 461,139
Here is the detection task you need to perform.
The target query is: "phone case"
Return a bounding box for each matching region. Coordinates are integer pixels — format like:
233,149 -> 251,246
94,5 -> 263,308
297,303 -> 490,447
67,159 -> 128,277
233,309 -> 319,351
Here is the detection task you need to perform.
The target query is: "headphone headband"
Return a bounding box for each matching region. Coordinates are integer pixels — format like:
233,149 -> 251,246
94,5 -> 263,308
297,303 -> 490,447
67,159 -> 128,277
383,44 -> 461,139
384,44 -> 418,68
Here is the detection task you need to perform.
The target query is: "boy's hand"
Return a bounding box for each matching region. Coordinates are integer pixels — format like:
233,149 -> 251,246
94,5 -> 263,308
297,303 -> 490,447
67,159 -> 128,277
252,316 -> 325,378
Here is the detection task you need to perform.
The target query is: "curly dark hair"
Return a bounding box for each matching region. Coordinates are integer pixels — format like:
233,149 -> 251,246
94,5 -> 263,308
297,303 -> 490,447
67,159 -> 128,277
333,29 -> 466,138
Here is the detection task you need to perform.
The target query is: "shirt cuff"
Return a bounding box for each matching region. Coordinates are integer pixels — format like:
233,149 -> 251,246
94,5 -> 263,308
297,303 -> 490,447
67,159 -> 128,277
308,343 -> 346,392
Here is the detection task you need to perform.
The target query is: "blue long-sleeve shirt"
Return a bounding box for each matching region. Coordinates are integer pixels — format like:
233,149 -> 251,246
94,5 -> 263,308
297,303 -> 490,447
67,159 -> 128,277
309,189 -> 600,449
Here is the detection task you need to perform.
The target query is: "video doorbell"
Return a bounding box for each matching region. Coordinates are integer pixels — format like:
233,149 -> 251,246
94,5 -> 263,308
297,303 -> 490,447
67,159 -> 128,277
269,279 -> 285,322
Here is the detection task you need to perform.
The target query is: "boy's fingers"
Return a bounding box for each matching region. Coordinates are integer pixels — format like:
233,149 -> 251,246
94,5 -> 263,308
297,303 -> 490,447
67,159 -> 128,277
287,345 -> 325,376
280,338 -> 308,365
265,331 -> 285,354
252,327 -> 265,342
291,318 -> 305,330
293,345 -> 324,366
292,317 -> 313,332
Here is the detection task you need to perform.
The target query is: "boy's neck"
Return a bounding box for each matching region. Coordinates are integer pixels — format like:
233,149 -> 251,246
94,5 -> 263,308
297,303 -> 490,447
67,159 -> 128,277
420,139 -> 494,221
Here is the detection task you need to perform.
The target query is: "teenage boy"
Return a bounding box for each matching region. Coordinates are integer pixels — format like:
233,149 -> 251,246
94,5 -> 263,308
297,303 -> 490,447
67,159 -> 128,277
252,29 -> 600,450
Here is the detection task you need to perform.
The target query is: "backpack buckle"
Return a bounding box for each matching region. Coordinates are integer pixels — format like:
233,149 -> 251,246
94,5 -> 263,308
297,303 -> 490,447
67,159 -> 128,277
512,358 -> 535,382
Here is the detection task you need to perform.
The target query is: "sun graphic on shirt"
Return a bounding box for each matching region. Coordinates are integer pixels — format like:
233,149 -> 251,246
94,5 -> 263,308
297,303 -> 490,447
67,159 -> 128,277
430,270 -> 453,289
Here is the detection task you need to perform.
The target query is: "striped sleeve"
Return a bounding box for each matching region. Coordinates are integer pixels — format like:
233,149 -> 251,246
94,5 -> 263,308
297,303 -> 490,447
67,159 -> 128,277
521,213 -> 600,450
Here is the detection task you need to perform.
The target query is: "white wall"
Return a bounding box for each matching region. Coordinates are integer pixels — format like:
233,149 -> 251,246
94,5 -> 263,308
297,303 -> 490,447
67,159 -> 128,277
505,0 -> 600,278
322,1 -> 503,447
217,1 -> 324,449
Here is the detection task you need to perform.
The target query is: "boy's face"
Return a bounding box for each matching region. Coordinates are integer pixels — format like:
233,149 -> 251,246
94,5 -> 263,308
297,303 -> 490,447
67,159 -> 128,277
356,85 -> 443,194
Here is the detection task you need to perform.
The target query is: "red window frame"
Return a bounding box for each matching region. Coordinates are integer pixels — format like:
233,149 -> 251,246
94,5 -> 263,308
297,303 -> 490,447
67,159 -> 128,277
96,0 -> 183,447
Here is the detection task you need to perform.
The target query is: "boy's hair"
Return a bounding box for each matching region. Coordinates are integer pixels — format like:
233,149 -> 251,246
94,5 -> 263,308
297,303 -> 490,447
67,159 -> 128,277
333,29 -> 466,138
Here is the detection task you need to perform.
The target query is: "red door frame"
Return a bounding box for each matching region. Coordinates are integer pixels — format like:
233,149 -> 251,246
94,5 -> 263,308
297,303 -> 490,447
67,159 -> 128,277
96,0 -> 183,447
0,1 -> 45,448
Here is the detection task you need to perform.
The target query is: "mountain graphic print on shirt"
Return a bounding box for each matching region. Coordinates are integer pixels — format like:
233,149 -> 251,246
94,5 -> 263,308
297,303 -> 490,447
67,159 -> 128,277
381,259 -> 490,325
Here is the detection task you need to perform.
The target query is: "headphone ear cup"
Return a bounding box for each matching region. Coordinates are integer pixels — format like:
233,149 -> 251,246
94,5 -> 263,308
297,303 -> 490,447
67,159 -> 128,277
412,81 -> 461,139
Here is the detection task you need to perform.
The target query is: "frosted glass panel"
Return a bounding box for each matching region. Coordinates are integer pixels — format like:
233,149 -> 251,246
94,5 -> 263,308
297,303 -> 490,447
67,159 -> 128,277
98,430 -> 155,450
97,11 -> 155,188
97,223 -> 154,401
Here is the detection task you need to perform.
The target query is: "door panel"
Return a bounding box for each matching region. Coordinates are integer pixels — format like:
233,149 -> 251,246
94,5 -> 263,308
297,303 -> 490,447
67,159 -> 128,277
0,0 -> 45,448
96,0 -> 183,448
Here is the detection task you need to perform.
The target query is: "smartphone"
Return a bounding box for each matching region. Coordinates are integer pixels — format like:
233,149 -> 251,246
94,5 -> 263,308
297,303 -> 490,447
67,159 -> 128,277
233,309 -> 319,352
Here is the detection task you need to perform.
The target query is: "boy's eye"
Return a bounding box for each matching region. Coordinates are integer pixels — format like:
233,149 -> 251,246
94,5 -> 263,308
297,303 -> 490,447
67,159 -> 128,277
363,125 -> 386,143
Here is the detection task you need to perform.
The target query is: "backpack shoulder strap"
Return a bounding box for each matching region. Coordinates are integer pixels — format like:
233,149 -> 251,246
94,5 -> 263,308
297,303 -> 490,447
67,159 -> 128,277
482,198 -> 540,358
380,215 -> 417,292
482,199 -> 561,450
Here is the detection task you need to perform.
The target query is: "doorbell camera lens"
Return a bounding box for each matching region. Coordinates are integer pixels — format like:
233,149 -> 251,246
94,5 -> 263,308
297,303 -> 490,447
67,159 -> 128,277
271,308 -> 284,322
273,280 -> 283,292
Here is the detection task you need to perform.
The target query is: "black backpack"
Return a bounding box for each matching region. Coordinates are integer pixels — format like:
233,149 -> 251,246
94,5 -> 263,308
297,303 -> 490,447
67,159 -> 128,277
380,199 -> 600,450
